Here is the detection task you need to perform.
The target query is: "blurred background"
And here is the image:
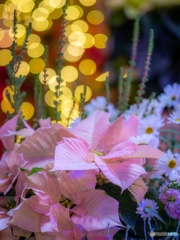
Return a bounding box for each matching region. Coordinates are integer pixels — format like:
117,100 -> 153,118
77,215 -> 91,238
0,0 -> 180,127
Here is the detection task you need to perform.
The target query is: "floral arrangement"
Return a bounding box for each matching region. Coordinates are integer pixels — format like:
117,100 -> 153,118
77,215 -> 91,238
1,6 -> 180,240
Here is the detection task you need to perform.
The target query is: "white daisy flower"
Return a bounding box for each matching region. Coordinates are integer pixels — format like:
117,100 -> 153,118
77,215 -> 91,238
153,150 -> 180,178
123,102 -> 146,120
158,83 -> 180,108
167,110 -> 180,125
136,198 -> 159,220
130,134 -> 153,145
138,115 -> 164,136
143,99 -> 164,117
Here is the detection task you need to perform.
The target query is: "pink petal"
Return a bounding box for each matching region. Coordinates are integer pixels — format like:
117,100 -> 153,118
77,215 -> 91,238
71,190 -> 123,231
87,227 -> 119,240
35,232 -> 55,240
108,161 -> 146,192
122,145 -> 164,159
71,110 -> 110,150
96,114 -> 139,154
0,114 -> 20,152
16,123 -> 75,169
23,120 -> 35,131
38,117 -> 51,128
0,213 -> 10,230
51,138 -> 98,171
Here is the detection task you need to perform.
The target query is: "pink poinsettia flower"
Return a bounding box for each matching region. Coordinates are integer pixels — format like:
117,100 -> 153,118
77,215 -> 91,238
51,110 -> 164,192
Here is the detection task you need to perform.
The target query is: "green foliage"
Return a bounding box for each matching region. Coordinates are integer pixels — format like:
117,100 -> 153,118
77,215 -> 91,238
105,76 -> 111,107
28,167 -> 42,176
80,85 -> 87,120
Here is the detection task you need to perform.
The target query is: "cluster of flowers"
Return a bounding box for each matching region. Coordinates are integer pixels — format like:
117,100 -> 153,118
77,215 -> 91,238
0,110 -> 163,239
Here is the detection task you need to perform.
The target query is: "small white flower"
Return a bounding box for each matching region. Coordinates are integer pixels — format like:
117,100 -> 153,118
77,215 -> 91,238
143,99 -> 164,117
123,102 -> 146,120
158,83 -> 180,108
167,110 -> 180,125
153,150 -> 180,178
136,199 -> 159,220
69,116 -> 82,128
130,134 -> 153,145
138,115 -> 164,136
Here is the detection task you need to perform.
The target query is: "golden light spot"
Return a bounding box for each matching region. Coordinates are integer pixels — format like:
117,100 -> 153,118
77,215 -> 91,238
49,8 -> 62,19
95,71 -> 109,82
79,59 -> 96,75
94,33 -> 108,49
0,4 -> 4,19
15,61 -> 30,77
176,119 -> 180,122
83,33 -> 94,48
62,66 -> 78,82
71,20 -> 88,33
74,5 -> 84,18
4,2 -> 18,13
27,34 -> 41,47
45,90 -> 55,107
9,24 -> 26,39
32,19 -> 49,32
0,49 -> 12,66
29,58 -> 45,74
63,47 -> 82,62
19,12 -> 31,20
79,0 -> 96,6
1,98 -> 14,114
171,95 -> 177,100
49,76 -> 66,92
65,6 -> 80,21
65,24 -> 73,38
87,10 -> 104,25
23,17 -> 33,26
27,43 -> 45,58
20,102 -> 34,120
61,99 -> 73,111
3,86 -> 14,101
39,68 -> 56,84
18,0 -> 35,13
3,18 -> 13,27
46,18 -> 53,30
59,87 -> 72,101
75,85 -> 92,102
39,0 -> 55,13
145,127 -> 153,134
68,31 -> 86,47
32,7 -> 49,21
48,0 -> 65,8
168,160 -> 176,169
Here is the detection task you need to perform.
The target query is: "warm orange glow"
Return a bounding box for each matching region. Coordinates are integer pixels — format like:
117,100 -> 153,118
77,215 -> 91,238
75,85 -> 92,102
29,58 -> 45,74
94,33 -> 108,49
79,59 -> 96,75
95,71 -> 109,82
62,66 -> 78,82
0,49 -> 12,66
87,10 -> 104,25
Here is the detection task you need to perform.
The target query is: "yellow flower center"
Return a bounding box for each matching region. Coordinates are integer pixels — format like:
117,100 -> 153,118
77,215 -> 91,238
137,142 -> 147,145
176,119 -> 180,122
146,127 -> 153,134
143,206 -> 151,214
60,198 -> 72,208
168,196 -> 176,202
171,95 -> 177,100
168,159 -> 176,169
91,150 -> 104,156
5,202 -> 16,211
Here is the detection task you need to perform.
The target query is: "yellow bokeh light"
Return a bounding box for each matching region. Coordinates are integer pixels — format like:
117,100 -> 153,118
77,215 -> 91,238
15,61 -> 30,77
79,59 -> 96,75
4,2 -> 18,13
65,24 -> 73,38
9,24 -> 26,39
20,12 -> 31,20
23,17 -> 33,26
27,43 -> 45,58
0,4 -> 4,19
60,87 -> 72,101
32,19 -> 49,32
49,76 -> 66,92
49,8 -> 62,19
48,0 -> 65,8
68,31 -> 86,47
0,49 -> 12,66
61,100 -> 79,118
18,0 -> 35,13
71,20 -> 88,33
83,33 -> 94,48
39,0 -> 55,13
39,68 -> 56,84
65,6 -> 80,21
3,18 -> 13,27
3,85 -> 14,102
27,34 -> 41,47
79,0 -> 96,6
87,10 -> 104,25
94,34 -> 108,49
95,71 -> 109,82
67,44 -> 85,57
64,48 -> 82,62
74,5 -> 84,18
32,7 -> 49,21
45,90 -> 55,107
29,58 -> 45,74
1,98 -> 14,114
75,85 -> 92,102
20,102 -> 34,120
62,66 -> 78,82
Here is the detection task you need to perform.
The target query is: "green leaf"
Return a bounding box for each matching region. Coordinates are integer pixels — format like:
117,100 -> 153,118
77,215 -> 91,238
100,183 -> 138,231
28,167 -> 42,176
19,168 -> 28,172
